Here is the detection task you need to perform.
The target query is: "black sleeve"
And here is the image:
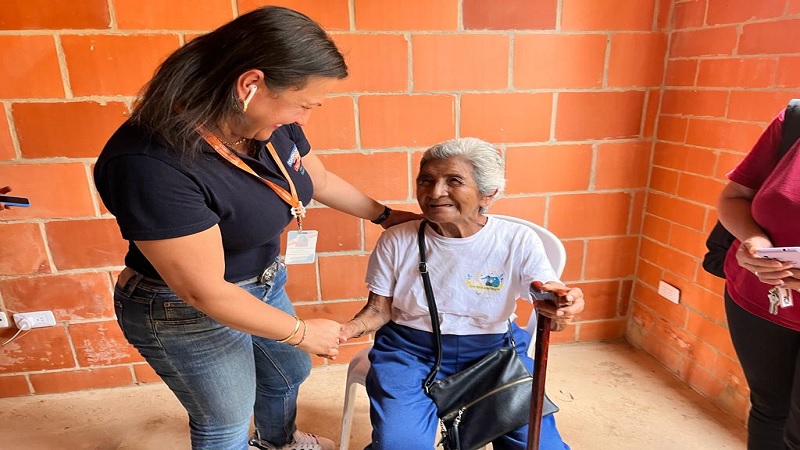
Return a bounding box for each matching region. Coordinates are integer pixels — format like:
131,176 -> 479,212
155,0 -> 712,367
287,124 -> 312,157
101,155 -> 219,241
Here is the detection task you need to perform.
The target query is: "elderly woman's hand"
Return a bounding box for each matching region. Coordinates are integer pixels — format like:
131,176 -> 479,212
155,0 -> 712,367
531,281 -> 584,331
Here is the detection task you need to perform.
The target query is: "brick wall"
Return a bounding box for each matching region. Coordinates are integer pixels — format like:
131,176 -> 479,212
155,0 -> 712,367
629,0 -> 800,423
0,0 -> 700,414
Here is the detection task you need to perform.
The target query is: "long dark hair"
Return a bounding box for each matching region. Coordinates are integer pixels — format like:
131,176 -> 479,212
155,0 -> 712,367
131,6 -> 348,156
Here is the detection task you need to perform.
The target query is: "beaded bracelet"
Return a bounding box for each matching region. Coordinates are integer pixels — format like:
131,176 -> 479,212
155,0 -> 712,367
276,316 -> 301,343
291,319 -> 308,347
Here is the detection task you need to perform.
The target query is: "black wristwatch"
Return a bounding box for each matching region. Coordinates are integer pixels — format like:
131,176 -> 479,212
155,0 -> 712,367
370,206 -> 392,225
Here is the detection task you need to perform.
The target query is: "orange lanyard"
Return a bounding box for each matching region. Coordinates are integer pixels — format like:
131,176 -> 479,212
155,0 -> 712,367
197,125 -> 305,230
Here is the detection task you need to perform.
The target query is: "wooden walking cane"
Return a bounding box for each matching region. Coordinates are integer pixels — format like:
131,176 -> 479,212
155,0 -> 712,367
527,282 -> 565,450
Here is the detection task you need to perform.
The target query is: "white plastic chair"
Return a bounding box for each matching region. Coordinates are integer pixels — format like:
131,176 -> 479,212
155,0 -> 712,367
338,215 -> 567,450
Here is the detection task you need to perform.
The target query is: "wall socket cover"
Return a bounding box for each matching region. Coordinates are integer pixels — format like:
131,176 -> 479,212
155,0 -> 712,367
13,311 -> 56,329
0,312 -> 8,328
658,280 -> 681,304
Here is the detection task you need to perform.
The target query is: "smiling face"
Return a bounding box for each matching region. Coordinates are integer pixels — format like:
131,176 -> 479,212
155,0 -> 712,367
415,156 -> 494,237
240,76 -> 337,141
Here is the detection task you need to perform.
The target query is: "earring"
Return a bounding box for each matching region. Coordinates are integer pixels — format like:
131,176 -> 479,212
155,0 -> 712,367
242,85 -> 257,112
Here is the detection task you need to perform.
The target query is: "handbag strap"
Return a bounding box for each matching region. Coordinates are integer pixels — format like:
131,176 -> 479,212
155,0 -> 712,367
418,220 -> 515,393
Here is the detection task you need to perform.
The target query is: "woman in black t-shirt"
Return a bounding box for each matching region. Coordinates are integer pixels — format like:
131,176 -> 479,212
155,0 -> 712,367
94,7 -> 415,450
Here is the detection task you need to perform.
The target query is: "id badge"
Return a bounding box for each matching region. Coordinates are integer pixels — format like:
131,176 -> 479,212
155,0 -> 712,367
285,230 -> 318,265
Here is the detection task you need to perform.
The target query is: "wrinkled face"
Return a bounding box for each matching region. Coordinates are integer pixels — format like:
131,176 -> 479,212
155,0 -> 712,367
245,76 -> 337,140
415,156 -> 492,226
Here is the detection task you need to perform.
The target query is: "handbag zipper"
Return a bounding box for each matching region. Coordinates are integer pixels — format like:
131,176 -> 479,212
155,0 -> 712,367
441,377 -> 531,421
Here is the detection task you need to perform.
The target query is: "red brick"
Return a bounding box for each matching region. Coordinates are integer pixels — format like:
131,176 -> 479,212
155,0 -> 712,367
791,0 -> 800,14
665,59 -> 698,87
332,34 -> 408,93
677,173 -> 725,207
656,115 -> 689,143
115,0 -> 232,30
608,33 -> 668,87
561,0 -> 655,31
0,163 -> 95,219
560,240 -> 584,282
777,57 -> 800,87
463,0 -> 557,30
643,90 -> 660,138
461,93 -> 552,143
486,197 -> 547,229
0,272 -> 114,321
728,91 -> 794,122
293,207 -> 361,253
514,34 -> 606,89
354,0 -> 457,30
30,366 -> 133,394
686,118 -> 767,153
0,36 -> 64,98
359,95 -> 455,148
740,19 -> 800,55
0,0 -> 109,30
285,263 -> 319,302
673,0 -> 707,29
670,27 -> 738,58
0,223 -> 51,276
632,282 -> 689,327
578,320 -> 626,341
660,89 -> 728,117
413,34 -> 509,91
13,102 -> 129,158
0,375 -> 30,397
318,255 -> 369,300
317,152 -> 409,201
696,58 -> 778,89
0,326 -> 74,372
46,219 -> 127,270
62,34 -> 180,96
652,142 -> 717,176
0,108 -> 14,160
70,321 -> 144,366
239,0 -> 350,30
639,238 -> 698,282
595,141 -> 651,190
707,0 -> 784,25
548,193 -> 631,238
555,91 -> 645,141
301,96 -> 356,149
686,312 -> 736,360
505,145 -> 592,194
630,190 -> 646,236
585,238 -> 639,279
133,363 -> 163,383
646,192 -> 706,231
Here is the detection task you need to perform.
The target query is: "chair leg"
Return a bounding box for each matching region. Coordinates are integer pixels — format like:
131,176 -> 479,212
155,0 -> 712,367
339,380 -> 362,450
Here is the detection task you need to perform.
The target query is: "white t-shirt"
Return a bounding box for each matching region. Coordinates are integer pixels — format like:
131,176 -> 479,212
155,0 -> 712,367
366,217 -> 559,335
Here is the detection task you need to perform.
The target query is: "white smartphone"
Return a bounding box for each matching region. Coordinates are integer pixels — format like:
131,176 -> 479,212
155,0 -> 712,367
755,247 -> 800,268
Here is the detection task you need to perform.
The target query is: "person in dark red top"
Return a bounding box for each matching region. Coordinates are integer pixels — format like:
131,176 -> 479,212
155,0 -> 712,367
718,108 -> 800,449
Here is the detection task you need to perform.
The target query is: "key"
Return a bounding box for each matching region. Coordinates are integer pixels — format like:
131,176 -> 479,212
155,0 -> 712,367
768,287 -> 781,315
780,286 -> 794,308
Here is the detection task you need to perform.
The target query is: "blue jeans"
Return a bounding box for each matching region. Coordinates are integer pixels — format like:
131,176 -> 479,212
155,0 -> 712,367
114,266 -> 311,450
366,322 -> 570,450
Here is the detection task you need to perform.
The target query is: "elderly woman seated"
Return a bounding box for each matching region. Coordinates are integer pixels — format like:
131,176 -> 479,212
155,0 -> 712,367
339,137 -> 584,450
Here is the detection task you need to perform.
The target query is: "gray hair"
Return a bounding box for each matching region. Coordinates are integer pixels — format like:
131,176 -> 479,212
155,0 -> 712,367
419,137 -> 505,212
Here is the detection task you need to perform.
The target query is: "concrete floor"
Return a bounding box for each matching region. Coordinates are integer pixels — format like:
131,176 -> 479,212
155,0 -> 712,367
0,341 -> 746,449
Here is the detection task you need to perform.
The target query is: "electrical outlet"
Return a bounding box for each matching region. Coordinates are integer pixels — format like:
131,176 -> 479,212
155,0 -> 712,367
658,280 -> 681,304
13,311 -> 56,329
0,312 -> 9,328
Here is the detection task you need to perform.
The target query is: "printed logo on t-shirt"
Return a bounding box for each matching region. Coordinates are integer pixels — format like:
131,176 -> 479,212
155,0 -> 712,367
465,270 -> 505,296
286,145 -> 305,174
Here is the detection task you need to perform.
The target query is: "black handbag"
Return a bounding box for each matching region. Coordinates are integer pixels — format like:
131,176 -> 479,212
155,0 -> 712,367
702,99 -> 800,279
416,221 -> 557,450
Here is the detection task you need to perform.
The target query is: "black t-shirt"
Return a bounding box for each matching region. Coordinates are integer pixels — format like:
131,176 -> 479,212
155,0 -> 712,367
94,121 -> 313,282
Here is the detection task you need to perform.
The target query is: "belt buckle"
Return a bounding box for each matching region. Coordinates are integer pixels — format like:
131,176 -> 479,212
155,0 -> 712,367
258,259 -> 283,284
